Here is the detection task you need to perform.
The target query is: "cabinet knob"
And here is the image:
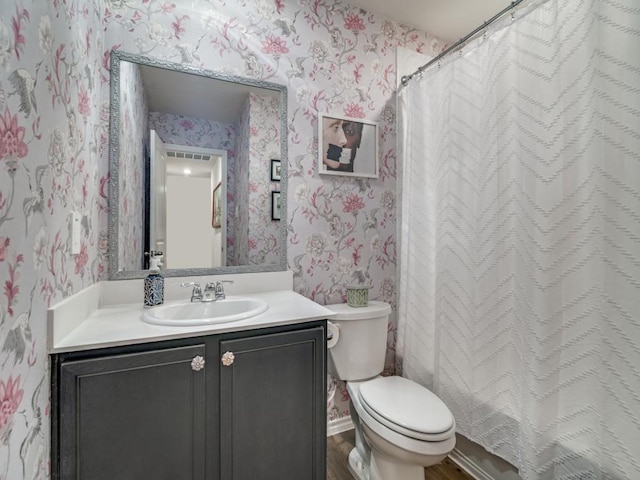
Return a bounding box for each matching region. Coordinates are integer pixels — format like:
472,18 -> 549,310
191,355 -> 205,371
221,351 -> 235,366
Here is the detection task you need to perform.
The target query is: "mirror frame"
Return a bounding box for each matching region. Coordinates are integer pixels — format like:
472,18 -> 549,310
108,50 -> 288,279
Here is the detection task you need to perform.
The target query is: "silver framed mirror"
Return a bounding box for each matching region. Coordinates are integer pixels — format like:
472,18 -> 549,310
108,50 -> 288,279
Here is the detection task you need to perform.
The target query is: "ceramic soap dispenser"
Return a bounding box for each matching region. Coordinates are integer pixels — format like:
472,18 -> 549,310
144,252 -> 164,308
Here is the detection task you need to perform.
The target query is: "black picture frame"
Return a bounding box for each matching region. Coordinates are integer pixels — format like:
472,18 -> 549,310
271,191 -> 281,221
318,113 -> 378,178
270,159 -> 281,182
212,182 -> 222,228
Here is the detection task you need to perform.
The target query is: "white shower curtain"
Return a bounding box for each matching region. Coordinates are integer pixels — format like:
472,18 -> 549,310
397,0 -> 640,478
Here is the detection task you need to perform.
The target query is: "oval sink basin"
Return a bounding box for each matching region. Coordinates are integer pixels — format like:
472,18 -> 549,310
142,297 -> 269,326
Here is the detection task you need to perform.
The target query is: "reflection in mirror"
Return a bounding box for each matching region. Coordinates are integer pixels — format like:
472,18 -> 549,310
149,137 -> 228,269
108,51 -> 288,279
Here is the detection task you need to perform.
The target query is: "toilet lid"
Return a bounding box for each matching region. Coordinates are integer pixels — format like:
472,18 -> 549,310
358,376 -> 454,440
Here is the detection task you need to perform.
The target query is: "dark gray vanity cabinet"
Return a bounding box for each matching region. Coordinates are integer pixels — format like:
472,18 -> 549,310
51,321 -> 326,480
219,327 -> 326,480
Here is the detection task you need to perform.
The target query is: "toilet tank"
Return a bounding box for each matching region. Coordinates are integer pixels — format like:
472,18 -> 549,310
325,301 -> 392,381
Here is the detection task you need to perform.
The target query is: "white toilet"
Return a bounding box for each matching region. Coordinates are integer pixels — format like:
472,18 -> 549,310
326,301 -> 456,480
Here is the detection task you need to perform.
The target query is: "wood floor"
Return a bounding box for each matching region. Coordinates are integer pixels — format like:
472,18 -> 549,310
327,429 -> 474,480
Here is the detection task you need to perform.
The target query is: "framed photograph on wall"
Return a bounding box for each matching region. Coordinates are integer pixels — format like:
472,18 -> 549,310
318,113 -> 378,178
271,191 -> 281,221
212,182 -> 222,228
270,159 -> 281,181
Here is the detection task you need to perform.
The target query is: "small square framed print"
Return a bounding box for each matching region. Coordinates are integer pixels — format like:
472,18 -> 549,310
318,113 -> 378,178
271,191 -> 281,221
270,159 -> 281,181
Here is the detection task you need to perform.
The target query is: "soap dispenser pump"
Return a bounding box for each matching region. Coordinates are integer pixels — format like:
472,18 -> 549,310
144,251 -> 164,308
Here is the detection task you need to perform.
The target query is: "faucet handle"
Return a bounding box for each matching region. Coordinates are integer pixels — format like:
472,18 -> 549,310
181,282 -> 202,302
214,280 -> 234,300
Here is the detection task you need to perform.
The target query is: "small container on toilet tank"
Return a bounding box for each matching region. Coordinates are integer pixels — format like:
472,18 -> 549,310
346,285 -> 370,307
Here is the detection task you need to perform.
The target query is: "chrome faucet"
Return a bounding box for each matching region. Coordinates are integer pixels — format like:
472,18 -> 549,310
182,280 -> 234,302
181,282 -> 202,302
203,280 -> 234,301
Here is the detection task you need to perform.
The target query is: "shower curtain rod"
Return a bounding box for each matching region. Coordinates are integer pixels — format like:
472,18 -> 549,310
400,0 -> 528,87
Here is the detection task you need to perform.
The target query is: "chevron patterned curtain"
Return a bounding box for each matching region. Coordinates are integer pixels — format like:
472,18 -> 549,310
397,0 -> 640,478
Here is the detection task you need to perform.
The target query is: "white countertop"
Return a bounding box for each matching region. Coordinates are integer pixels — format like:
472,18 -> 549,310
48,272 -> 336,353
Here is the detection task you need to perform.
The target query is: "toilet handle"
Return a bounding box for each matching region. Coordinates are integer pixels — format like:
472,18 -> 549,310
327,321 -> 340,349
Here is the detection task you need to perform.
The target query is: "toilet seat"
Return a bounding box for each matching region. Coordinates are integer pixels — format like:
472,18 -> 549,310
358,376 -> 455,442
347,380 -> 456,458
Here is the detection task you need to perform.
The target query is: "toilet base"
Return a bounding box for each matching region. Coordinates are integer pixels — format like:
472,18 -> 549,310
347,446 -> 426,480
370,449 -> 426,480
348,447 -> 368,480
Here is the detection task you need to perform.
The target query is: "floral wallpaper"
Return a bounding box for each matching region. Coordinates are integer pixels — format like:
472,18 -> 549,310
0,0 -> 442,477
234,97 -> 251,265
118,60 -> 148,271
232,92 -> 281,266
149,111 -> 237,151
237,93 -> 281,265
0,0 -> 107,478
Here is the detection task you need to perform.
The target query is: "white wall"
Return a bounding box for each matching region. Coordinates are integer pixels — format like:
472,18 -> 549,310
166,175 -> 215,268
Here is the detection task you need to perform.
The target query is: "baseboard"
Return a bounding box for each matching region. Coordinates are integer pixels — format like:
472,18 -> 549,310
327,416 -> 354,437
449,448 -> 495,480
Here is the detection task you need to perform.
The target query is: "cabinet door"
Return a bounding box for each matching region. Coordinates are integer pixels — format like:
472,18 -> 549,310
219,327 -> 326,480
59,345 -> 206,480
